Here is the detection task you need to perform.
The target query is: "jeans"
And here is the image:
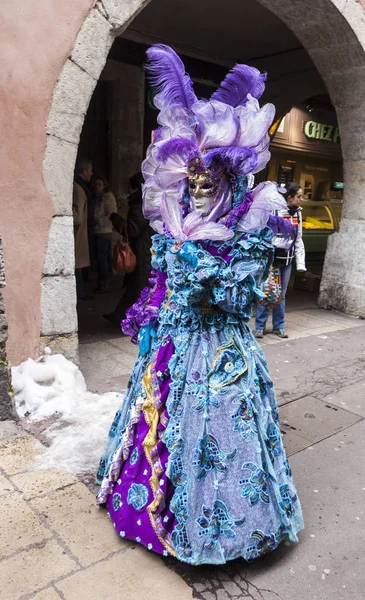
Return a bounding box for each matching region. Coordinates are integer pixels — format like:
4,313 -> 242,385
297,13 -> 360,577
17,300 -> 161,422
255,262 -> 292,331
95,236 -> 111,286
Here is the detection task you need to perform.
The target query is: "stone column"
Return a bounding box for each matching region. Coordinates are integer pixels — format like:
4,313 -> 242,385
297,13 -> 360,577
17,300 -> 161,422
317,47 -> 365,317
0,237 -> 16,420
318,158 -> 365,316
256,0 -> 365,317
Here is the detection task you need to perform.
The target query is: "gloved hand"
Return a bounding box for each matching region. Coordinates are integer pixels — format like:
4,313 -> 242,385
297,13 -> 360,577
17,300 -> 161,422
170,241 -> 198,267
138,321 -> 157,357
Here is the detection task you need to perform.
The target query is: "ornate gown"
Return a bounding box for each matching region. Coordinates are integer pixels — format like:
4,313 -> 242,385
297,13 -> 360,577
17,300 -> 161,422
96,227 -> 304,565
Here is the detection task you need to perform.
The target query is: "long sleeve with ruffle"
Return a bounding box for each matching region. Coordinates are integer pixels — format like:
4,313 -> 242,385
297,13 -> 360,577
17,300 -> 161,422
122,234 -> 168,341
166,228 -> 273,321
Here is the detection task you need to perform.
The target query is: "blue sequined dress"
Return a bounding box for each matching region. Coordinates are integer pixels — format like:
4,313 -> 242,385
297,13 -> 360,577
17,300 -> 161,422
97,227 -> 304,565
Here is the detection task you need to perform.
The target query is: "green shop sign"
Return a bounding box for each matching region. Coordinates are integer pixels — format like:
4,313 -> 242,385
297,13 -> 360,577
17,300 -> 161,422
303,121 -> 340,143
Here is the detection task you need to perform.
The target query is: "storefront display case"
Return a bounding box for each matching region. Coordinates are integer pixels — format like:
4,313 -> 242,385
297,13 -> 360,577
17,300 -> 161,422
301,200 -> 342,253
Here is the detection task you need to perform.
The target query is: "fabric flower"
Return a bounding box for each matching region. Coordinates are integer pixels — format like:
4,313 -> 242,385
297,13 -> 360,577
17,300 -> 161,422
193,100 -> 239,149
235,95 -> 275,149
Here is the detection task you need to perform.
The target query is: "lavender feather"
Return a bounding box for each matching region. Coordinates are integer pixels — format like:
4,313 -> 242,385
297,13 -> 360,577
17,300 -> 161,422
205,146 -> 258,175
160,192 -> 183,239
146,44 -> 197,110
156,138 -> 198,164
211,64 -> 266,108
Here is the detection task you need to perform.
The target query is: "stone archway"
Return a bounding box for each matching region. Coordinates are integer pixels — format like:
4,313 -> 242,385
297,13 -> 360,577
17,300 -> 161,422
41,0 -> 365,357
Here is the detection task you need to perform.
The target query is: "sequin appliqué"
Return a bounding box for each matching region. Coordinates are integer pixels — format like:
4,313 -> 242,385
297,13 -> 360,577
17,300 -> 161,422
127,483 -> 149,511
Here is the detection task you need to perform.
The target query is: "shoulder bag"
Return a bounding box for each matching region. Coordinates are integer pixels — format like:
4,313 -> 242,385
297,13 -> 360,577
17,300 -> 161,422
113,223 -> 136,274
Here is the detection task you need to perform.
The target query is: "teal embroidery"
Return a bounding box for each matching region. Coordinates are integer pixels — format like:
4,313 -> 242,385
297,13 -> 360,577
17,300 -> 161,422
112,492 -> 122,511
196,500 -> 246,550
245,526 -> 288,561
240,462 -> 270,505
127,484 -> 149,510
266,422 -> 282,462
130,447 -> 139,466
193,434 -> 237,480
208,341 -> 248,390
279,484 -> 297,517
232,393 -> 257,439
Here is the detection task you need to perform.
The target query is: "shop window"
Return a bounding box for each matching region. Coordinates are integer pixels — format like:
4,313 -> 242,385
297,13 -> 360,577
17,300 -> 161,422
277,163 -> 294,187
301,203 -> 334,230
330,201 -> 343,227
300,174 -> 314,200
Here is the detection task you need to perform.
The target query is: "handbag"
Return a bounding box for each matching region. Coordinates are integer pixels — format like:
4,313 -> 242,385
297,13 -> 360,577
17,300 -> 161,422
113,223 -> 136,274
258,265 -> 282,307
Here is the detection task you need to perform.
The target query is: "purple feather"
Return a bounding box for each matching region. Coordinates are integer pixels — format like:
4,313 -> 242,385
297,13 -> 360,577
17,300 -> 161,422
146,44 -> 198,110
156,138 -> 198,164
268,215 -> 297,244
205,146 -> 258,175
211,64 -> 266,108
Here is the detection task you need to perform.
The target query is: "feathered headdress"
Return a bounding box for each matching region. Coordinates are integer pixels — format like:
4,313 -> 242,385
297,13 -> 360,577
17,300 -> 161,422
142,45 -> 284,241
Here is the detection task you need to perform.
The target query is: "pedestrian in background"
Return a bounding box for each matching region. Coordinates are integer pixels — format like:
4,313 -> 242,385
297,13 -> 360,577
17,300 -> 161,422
93,176 -> 117,293
254,182 -> 306,339
103,172 -> 153,326
72,158 -> 93,301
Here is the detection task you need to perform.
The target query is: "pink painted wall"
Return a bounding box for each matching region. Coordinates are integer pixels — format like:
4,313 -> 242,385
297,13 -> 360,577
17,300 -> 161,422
0,0 -> 94,364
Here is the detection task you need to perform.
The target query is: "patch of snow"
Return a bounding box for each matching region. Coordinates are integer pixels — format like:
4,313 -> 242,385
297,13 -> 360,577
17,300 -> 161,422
12,351 -> 123,474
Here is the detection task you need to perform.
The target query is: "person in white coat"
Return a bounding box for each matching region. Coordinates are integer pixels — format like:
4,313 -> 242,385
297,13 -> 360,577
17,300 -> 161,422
254,182 -> 306,338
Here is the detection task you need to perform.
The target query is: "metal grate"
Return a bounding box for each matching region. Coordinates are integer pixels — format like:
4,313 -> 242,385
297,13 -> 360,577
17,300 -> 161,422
279,395 -> 363,456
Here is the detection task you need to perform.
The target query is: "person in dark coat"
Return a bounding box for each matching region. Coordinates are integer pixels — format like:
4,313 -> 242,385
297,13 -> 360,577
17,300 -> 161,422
73,158 -> 93,301
103,173 -> 153,326
75,157 -> 96,281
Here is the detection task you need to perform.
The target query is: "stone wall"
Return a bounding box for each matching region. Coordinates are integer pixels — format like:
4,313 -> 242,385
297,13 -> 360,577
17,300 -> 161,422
0,237 -> 15,420
41,0 -> 152,360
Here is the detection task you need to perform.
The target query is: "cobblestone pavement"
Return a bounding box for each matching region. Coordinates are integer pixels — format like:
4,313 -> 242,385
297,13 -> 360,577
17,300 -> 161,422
1,304 -> 364,600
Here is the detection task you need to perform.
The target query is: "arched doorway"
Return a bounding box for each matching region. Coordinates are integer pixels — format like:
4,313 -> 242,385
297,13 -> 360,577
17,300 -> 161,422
41,0 -> 365,357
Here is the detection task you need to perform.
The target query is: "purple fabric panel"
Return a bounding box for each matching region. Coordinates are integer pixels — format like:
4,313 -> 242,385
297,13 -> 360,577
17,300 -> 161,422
122,270 -> 167,341
107,338 -> 177,556
107,413 -> 167,553
268,214 -> 297,240
203,244 -> 233,263
148,271 -> 168,309
222,191 -> 254,228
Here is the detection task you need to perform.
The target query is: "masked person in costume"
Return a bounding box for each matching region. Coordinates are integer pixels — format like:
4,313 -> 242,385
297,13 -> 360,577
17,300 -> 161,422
96,45 -> 304,565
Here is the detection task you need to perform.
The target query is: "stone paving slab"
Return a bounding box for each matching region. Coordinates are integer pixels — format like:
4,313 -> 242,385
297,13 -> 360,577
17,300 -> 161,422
0,420 -> 27,444
261,324 -> 365,405
80,307 -> 361,392
11,469 -> 78,501
242,420 -> 365,600
55,546 -> 193,600
30,482 -> 125,568
166,421 -> 365,600
321,380 -> 365,417
32,589 -> 63,600
0,491 -> 52,558
0,539 -> 77,600
0,435 -> 44,475
0,473 -> 14,496
0,307 -> 364,600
